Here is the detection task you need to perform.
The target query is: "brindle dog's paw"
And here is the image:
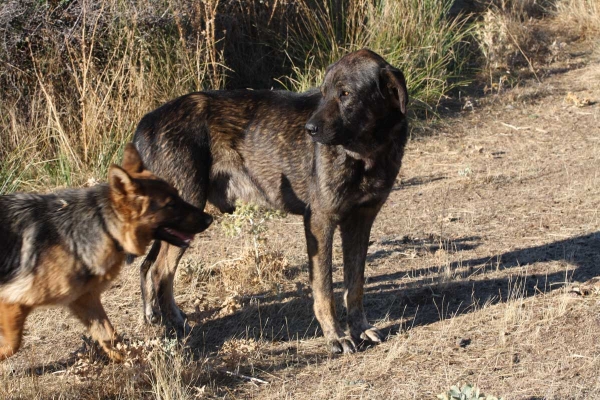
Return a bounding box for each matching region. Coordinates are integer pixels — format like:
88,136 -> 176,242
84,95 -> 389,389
357,326 -> 385,344
329,336 -> 357,354
163,306 -> 191,339
143,304 -> 161,325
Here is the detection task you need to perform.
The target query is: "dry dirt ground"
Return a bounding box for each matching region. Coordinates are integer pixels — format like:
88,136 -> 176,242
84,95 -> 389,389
1,43 -> 599,400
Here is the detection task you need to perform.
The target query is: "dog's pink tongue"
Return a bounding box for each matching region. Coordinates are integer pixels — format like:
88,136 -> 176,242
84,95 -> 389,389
166,228 -> 195,243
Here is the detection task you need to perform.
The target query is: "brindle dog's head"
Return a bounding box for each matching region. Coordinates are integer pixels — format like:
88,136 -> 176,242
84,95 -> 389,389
108,144 -> 213,255
305,49 -> 408,153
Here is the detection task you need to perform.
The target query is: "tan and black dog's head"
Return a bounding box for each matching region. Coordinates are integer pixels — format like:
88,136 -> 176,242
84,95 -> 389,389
108,144 -> 213,255
305,49 -> 408,154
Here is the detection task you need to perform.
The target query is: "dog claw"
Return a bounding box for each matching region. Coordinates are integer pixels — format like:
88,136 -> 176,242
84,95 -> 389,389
359,327 -> 384,344
169,320 -> 192,340
143,307 -> 161,325
330,336 -> 357,354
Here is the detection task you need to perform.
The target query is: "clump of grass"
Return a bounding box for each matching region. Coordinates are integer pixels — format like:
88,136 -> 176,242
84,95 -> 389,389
220,201 -> 289,292
217,249 -> 290,296
475,6 -> 531,72
147,338 -> 205,400
283,0 -> 473,112
472,0 -> 552,89
0,0 -> 224,191
555,0 -> 600,37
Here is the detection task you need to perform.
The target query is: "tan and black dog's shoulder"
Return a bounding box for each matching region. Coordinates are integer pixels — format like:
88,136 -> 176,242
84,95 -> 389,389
133,49 -> 409,353
0,144 -> 212,362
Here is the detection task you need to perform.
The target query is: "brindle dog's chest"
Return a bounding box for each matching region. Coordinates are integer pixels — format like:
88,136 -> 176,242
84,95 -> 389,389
313,150 -> 402,215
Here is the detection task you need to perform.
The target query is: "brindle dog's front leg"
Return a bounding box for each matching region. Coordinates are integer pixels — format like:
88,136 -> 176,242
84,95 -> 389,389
140,240 -> 190,338
340,205 -> 385,346
153,244 -> 189,338
304,207 -> 355,354
140,240 -> 162,324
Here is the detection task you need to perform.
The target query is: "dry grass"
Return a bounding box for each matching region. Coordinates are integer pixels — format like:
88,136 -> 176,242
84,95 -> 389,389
0,0 -> 471,193
555,0 -> 600,37
0,0 -> 224,192
473,0 -> 600,90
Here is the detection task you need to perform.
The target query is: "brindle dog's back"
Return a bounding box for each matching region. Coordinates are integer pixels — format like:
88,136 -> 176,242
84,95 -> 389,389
134,90 -> 320,215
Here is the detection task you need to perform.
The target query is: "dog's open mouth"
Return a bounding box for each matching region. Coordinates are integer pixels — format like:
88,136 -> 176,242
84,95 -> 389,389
155,227 -> 195,248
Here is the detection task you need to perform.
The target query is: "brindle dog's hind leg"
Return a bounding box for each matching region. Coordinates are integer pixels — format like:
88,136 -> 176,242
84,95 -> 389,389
139,233 -> 191,339
136,134 -> 212,338
340,205 -> 385,346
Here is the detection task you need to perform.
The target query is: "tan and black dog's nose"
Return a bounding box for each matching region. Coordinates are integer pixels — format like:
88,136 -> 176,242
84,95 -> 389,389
305,122 -> 319,136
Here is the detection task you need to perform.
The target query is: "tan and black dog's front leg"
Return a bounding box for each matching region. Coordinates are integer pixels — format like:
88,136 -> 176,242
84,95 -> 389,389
340,205 -> 384,345
304,208 -> 355,354
69,292 -> 123,362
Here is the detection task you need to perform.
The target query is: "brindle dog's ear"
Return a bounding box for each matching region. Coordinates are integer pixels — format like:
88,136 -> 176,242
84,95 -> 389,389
121,143 -> 145,174
380,66 -> 409,115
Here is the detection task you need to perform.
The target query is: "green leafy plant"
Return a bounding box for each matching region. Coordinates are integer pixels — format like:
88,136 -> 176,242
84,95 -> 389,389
438,384 -> 504,400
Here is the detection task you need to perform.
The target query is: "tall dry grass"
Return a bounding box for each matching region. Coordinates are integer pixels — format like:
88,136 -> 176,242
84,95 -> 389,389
1,0 -> 224,192
283,0 -> 473,109
555,0 -> 600,36
0,0 -> 471,193
474,0 -> 599,86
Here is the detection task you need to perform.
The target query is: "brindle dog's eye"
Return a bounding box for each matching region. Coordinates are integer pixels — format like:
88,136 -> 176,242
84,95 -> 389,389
340,91 -> 350,98
165,199 -> 177,208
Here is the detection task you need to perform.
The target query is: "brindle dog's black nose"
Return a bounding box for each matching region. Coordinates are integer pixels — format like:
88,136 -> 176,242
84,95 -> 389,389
305,122 -> 318,136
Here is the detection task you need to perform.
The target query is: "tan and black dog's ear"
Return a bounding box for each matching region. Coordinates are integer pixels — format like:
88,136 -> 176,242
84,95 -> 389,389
108,164 -> 140,197
121,143 -> 145,174
380,66 -> 409,115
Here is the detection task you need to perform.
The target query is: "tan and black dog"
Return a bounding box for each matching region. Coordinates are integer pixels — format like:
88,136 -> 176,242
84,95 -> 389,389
134,49 -> 409,354
0,144 -> 213,361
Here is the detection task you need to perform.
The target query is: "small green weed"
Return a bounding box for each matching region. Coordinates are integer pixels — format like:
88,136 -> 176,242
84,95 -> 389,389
438,384 -> 504,400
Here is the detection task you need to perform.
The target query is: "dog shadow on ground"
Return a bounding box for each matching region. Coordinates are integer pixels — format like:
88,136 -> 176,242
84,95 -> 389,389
184,231 -> 599,384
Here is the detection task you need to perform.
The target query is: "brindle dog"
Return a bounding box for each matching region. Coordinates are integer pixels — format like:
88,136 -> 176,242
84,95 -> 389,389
134,49 -> 409,353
